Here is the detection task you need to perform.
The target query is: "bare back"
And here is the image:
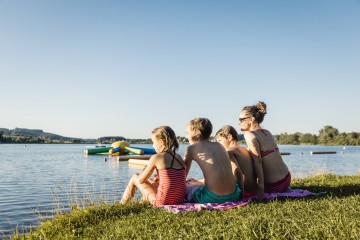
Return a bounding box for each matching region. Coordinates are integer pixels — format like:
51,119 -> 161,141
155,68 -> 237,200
153,152 -> 185,170
246,129 -> 289,184
228,146 -> 257,193
184,141 -> 236,195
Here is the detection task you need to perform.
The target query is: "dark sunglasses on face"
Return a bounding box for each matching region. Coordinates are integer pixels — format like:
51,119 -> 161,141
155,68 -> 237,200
239,117 -> 250,122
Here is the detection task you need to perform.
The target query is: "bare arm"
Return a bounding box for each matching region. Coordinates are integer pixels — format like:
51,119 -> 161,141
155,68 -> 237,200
183,147 -> 193,177
245,134 -> 264,196
137,155 -> 157,184
228,151 -> 244,198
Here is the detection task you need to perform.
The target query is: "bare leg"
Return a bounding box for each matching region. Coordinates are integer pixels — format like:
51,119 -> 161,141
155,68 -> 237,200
121,175 -> 158,205
141,182 -> 158,202
120,175 -> 138,204
137,182 -> 157,205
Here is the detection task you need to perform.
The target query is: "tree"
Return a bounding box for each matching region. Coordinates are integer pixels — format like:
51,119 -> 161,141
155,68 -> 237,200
345,132 -> 360,145
71,138 -> 81,144
334,133 -> 348,145
299,133 -> 315,145
318,126 -> 339,145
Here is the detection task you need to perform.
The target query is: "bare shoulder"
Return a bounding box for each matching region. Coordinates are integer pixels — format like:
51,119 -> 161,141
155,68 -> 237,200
141,153 -> 162,171
244,131 -> 255,138
184,144 -> 196,160
175,152 -> 185,162
227,148 -> 244,159
226,148 -> 237,156
226,149 -> 237,160
244,131 -> 257,141
207,141 -> 227,154
211,141 -> 225,149
227,145 -> 237,151
185,144 -> 196,154
263,129 -> 275,138
148,152 -> 164,165
237,145 -> 249,153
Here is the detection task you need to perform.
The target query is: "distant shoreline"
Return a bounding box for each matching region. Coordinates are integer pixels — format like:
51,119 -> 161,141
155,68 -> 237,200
1,125 -> 360,146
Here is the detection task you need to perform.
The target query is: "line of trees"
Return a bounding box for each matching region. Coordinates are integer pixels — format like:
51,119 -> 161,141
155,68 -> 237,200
1,125 -> 359,145
272,126 -> 360,146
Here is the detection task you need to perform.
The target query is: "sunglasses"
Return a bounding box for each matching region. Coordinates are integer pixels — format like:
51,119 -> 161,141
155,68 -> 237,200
239,117 -> 250,122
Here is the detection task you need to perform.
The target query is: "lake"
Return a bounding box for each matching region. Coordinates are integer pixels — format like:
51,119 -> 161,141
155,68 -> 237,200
1,144 -> 359,238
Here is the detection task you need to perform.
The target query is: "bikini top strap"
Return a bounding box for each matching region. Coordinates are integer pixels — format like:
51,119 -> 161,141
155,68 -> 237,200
260,129 -> 267,136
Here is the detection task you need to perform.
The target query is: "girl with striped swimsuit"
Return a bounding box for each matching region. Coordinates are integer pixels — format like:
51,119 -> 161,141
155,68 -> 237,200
120,126 -> 186,206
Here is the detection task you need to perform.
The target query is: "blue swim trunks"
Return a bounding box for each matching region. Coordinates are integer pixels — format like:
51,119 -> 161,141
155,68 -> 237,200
191,183 -> 241,204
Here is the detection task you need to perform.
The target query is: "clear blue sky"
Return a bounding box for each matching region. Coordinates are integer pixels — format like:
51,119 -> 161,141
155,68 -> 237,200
1,1 -> 359,139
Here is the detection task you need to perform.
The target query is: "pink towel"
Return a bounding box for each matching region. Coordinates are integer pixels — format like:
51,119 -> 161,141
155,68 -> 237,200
160,188 -> 319,213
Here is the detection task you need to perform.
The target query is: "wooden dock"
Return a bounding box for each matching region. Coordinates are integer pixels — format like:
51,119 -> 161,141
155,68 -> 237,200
117,155 -> 152,161
128,159 -> 149,166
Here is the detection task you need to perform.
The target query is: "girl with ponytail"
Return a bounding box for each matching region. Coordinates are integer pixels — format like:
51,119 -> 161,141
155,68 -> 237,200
121,126 -> 186,206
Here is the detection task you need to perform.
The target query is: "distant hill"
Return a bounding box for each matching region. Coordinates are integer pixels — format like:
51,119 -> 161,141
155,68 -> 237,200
0,128 -> 96,144
1,128 -> 70,139
0,128 -> 152,144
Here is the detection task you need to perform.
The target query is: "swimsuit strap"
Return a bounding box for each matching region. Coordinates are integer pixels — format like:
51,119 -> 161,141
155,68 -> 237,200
260,147 -> 279,157
167,151 -> 185,169
260,129 -> 267,136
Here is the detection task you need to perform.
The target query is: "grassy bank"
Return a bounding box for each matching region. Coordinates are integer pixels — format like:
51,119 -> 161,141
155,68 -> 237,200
11,174 -> 360,239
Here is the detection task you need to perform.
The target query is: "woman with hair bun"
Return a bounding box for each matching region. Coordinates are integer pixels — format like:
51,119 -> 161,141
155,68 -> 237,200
239,101 -> 291,196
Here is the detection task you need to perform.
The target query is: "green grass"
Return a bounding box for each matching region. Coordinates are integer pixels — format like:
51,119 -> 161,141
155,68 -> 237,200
11,174 -> 360,239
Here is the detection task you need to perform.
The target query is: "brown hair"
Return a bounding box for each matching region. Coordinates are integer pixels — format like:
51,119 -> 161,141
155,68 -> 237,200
151,126 -> 179,152
188,118 -> 212,140
242,101 -> 267,124
215,125 -> 238,141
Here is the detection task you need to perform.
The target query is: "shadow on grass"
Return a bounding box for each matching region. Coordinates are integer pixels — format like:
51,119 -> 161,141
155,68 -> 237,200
291,184 -> 360,198
250,184 -> 359,205
286,174 -> 360,199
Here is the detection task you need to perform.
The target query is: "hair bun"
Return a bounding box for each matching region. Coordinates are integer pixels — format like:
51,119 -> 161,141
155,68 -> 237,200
256,101 -> 267,114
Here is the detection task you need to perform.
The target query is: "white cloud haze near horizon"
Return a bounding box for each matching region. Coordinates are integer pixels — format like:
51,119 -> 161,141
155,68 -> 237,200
0,1 -> 359,139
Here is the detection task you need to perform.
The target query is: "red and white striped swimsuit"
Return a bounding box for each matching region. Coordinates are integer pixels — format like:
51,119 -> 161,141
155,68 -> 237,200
153,153 -> 186,206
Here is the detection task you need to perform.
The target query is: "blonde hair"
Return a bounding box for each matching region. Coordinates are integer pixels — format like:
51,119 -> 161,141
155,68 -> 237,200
152,126 -> 179,152
188,118 -> 212,140
242,101 -> 267,124
215,125 -> 238,141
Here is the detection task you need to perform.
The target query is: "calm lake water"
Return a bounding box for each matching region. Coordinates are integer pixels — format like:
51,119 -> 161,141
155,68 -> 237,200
1,144 -> 360,238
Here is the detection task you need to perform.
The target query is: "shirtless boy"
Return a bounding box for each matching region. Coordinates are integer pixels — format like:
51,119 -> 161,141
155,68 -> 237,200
184,118 -> 241,203
215,125 -> 257,195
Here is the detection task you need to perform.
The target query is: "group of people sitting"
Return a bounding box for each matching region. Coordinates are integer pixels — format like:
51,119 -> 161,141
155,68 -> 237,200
120,101 -> 291,206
